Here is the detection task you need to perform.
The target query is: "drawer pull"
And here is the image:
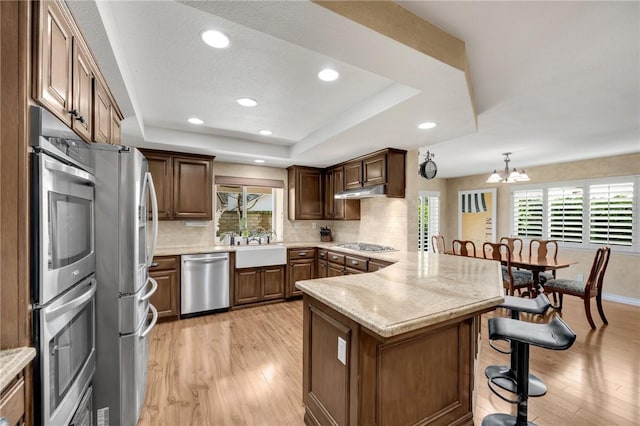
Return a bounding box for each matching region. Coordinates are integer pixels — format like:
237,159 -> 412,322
332,256 -> 338,260
351,260 -> 359,265
299,252 -> 306,256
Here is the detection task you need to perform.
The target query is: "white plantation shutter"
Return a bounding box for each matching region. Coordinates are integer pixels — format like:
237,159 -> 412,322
548,186 -> 584,243
428,196 -> 440,244
418,192 -> 440,251
589,182 -> 634,246
512,189 -> 543,238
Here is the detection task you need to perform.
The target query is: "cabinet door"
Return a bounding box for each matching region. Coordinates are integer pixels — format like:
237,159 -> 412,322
110,109 -> 121,145
363,153 -> 386,186
318,259 -> 328,278
262,266 -> 285,300
344,160 -> 363,190
289,259 -> 315,297
71,39 -> 93,142
235,268 -> 261,305
323,170 -> 334,219
149,268 -> 179,319
93,80 -> 111,144
327,263 -> 344,277
36,0 -> 73,126
144,152 -> 173,219
297,168 -> 323,219
173,156 -> 213,220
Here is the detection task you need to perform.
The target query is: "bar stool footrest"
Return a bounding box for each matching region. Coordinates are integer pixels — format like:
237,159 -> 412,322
484,365 -> 547,397
482,413 -> 537,426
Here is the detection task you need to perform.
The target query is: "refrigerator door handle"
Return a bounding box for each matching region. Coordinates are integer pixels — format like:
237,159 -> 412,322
140,277 -> 158,302
145,172 -> 159,267
140,304 -> 158,338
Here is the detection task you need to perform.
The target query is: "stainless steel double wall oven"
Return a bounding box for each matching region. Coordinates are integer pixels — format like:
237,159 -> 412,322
30,106 -> 97,426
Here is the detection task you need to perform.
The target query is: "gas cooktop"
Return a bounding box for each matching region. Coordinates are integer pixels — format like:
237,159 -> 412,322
334,243 -> 396,252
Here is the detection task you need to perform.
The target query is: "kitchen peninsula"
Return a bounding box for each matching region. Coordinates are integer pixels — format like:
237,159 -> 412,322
296,252 -> 504,426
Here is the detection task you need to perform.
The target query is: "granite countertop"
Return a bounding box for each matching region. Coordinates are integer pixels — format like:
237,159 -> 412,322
296,252 -> 504,338
0,347 -> 36,392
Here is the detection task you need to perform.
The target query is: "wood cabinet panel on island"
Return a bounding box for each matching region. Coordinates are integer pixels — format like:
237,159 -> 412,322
140,150 -> 214,220
149,256 -> 180,319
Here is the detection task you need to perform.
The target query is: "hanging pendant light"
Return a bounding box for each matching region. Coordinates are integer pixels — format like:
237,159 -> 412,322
486,153 -> 530,183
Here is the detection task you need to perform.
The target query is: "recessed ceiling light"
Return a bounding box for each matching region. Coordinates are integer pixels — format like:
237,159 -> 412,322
237,97 -> 258,107
418,122 -> 437,130
254,159 -> 265,163
318,68 -> 339,82
187,117 -> 203,125
201,30 -> 229,49
259,129 -> 272,136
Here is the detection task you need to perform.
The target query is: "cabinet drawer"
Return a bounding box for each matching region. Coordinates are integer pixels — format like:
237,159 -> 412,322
327,252 -> 345,265
151,256 -> 178,271
368,259 -> 394,272
345,255 -> 368,272
318,249 -> 328,260
289,248 -> 317,260
0,375 -> 25,426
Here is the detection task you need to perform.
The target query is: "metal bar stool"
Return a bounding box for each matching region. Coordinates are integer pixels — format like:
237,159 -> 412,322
485,294 -> 551,397
483,316 -> 576,426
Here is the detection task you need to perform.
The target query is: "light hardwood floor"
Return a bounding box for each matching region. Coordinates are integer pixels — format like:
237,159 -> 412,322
138,297 -> 640,426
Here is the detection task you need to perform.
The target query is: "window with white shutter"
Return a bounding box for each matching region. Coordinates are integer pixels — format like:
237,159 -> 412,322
418,192 -> 440,251
589,182 -> 634,246
512,189 -> 543,238
548,186 -> 584,243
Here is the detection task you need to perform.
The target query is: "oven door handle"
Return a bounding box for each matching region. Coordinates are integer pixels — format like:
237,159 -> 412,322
141,304 -> 158,338
145,172 -> 159,267
44,157 -> 95,186
140,277 -> 158,302
45,281 -> 96,322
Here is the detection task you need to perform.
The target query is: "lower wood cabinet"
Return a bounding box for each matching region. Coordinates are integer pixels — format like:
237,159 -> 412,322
0,371 -> 26,426
287,248 -> 317,298
149,256 -> 180,320
234,265 -> 285,306
368,259 -> 394,272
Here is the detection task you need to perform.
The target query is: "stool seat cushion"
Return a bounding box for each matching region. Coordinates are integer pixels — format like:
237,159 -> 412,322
498,294 -> 551,315
539,271 -> 554,284
501,267 -> 533,286
488,316 -> 576,350
544,278 -> 585,295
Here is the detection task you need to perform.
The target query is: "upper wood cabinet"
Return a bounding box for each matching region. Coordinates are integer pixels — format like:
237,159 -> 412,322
287,166 -> 324,220
141,150 -> 214,220
34,0 -> 122,144
110,108 -> 122,145
342,148 -> 407,198
324,166 -> 360,220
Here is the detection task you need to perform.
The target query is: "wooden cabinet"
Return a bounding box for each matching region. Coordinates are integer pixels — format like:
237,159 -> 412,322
317,259 -> 328,278
287,248 -> 317,298
35,0 -> 93,142
149,256 -> 180,320
341,148 -> 407,198
234,266 -> 285,306
368,258 -> 394,272
287,166 -> 323,220
141,150 -> 214,220
0,374 -> 26,426
345,254 -> 368,274
324,166 -> 360,220
34,0 -> 123,144
93,77 -> 123,144
327,251 -> 346,276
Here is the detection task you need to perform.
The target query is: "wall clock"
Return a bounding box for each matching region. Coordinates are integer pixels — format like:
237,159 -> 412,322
419,151 -> 437,180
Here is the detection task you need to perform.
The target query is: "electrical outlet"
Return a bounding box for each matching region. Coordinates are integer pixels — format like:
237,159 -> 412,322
577,273 -> 584,282
337,337 -> 347,365
312,222 -> 317,229
294,222 -> 301,229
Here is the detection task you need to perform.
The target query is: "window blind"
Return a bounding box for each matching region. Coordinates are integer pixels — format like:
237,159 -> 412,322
512,189 -> 543,237
589,182 -> 634,246
548,186 -> 584,243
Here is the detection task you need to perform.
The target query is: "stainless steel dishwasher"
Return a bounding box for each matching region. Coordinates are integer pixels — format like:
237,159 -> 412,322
181,252 -> 229,316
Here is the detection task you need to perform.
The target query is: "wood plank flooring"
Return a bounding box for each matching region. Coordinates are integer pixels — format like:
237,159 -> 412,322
138,297 -> 640,426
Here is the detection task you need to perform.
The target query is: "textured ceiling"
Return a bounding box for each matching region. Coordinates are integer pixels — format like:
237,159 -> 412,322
66,1 -> 639,177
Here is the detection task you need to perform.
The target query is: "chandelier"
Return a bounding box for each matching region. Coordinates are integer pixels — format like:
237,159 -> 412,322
486,152 -> 530,183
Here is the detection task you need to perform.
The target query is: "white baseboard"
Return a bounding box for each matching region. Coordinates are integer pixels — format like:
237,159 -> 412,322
602,293 -> 640,306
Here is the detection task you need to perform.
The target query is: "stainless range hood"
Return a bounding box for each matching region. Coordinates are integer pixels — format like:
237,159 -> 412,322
334,184 -> 386,199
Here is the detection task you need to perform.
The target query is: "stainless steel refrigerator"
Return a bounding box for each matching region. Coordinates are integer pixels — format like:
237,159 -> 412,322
89,144 -> 159,426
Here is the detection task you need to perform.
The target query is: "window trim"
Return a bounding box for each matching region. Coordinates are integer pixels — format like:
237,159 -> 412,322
510,175 -> 639,253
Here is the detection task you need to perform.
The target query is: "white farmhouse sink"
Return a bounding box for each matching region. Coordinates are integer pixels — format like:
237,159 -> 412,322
235,244 -> 287,268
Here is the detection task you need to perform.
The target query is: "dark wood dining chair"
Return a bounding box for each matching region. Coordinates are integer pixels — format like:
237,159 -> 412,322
431,235 -> 446,254
543,246 -> 611,329
452,240 -> 476,257
483,242 -> 533,297
499,237 -> 523,257
529,239 -> 559,282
